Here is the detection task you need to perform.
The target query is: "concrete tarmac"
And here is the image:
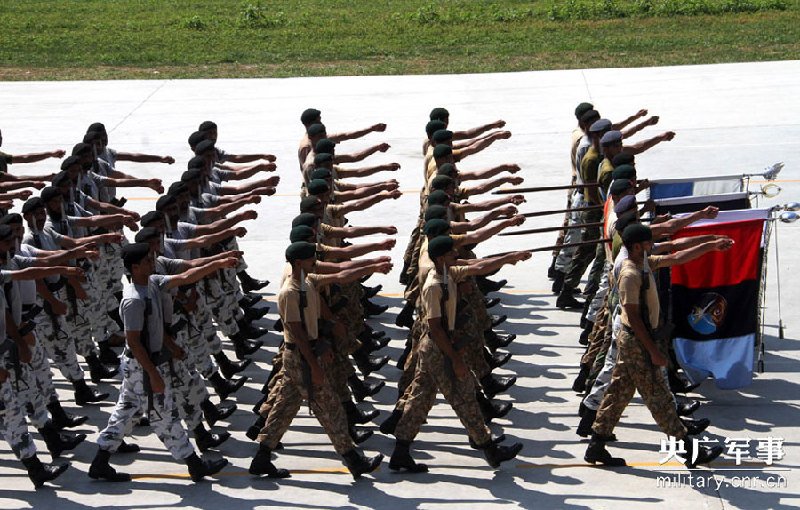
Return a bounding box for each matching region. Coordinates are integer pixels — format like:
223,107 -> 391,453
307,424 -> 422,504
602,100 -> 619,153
0,60 -> 799,509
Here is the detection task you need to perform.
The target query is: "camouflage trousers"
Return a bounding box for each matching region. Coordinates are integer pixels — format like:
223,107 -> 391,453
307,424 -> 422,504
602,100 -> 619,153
397,316 -> 425,400
178,306 -> 218,379
170,350 -> 209,431
586,262 -> 611,323
394,336 -> 491,446
592,328 -> 686,439
555,192 -> 585,272
552,183 -> 576,258
581,299 -> 610,368
584,335 -> 619,411
0,377 -> 37,460
2,345 -> 51,429
256,348 -> 285,419
97,355 -> 194,460
205,277 -> 240,338
256,346 -> 353,455
564,208 -> 604,291
402,215 -> 423,278
88,257 -> 121,344
333,282 -> 365,355
35,310 -> 84,382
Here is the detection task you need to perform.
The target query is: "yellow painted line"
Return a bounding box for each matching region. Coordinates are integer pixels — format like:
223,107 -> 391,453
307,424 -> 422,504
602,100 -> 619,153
131,467 -> 358,480
377,289 -> 551,298
515,461 -> 773,470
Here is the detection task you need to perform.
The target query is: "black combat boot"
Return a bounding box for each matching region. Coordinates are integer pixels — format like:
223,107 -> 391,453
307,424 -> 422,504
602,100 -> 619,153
237,271 -> 269,292
469,432 -> 506,450
584,434 -> 626,466
572,363 -> 590,393
476,390 -> 512,423
185,452 -> 229,482
193,423 -> 230,452
480,374 -> 516,399
344,401 -> 379,425
72,378 -> 109,405
353,351 -> 390,376
342,449 -> 383,479
22,454 -> 69,488
684,436 -> 723,468
483,441 -> 523,468
201,398 -> 236,427
214,351 -> 251,379
209,372 -> 248,401
394,301 -> 415,329
86,353 -> 118,383
249,444 -> 290,478
39,422 -> 86,458
47,400 -> 89,430
88,448 -> 130,482
348,374 -> 385,402
389,440 -> 428,473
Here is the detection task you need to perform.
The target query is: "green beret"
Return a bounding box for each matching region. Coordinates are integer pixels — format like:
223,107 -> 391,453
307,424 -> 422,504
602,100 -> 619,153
198,120 -> 217,132
122,242 -> 151,267
71,143 -> 92,156
0,213 -> 22,226
311,167 -> 331,180
156,194 -> 177,211
140,210 -> 164,228
307,123 -> 326,137
432,144 -> 452,159
424,205 -> 448,222
307,179 -> 329,196
60,155 -> 81,171
429,107 -> 449,122
41,186 -> 61,203
427,189 -> 450,206
290,225 -> 315,243
426,120 -> 446,138
437,163 -> 456,177
432,130 -> 453,143
285,241 -> 316,262
621,224 -> 652,246
300,196 -> 322,213
430,175 -> 453,191
87,122 -> 106,134
188,155 -> 206,170
612,152 -> 635,168
611,164 -> 636,181
168,181 -> 188,196
313,152 -> 333,166
0,224 -> 14,241
52,172 -> 72,188
301,108 -> 321,125
194,139 -> 215,155
575,102 -> 594,118
22,197 -> 44,215
423,218 -> 450,237
188,131 -> 207,148
134,226 -> 159,243
315,139 -> 335,154
292,213 -> 317,228
181,169 -> 201,183
428,235 -> 454,259
609,179 -> 633,197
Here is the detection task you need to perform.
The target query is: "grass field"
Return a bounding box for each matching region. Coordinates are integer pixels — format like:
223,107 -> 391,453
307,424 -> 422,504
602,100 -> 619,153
0,0 -> 798,80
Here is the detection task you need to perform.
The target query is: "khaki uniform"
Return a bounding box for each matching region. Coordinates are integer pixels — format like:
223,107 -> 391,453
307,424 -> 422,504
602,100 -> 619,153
592,256 -> 687,439
394,265 -> 491,446
256,274 -> 353,455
